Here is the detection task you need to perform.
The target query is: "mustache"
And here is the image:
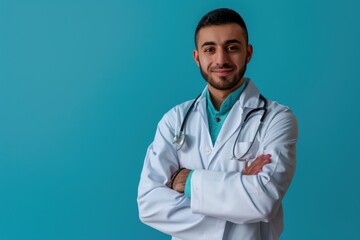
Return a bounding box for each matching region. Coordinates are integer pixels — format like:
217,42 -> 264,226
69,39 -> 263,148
210,64 -> 234,71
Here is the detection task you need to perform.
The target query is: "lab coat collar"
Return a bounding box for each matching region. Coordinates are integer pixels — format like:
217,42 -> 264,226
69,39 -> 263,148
191,78 -> 262,166
239,78 -> 261,109
192,78 -> 261,111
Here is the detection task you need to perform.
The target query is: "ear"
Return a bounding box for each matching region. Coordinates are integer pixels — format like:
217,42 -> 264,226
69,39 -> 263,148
193,50 -> 200,67
246,44 -> 253,63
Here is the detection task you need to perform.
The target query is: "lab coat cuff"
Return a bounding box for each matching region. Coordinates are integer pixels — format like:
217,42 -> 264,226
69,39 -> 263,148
184,170 -> 194,198
190,170 -> 205,213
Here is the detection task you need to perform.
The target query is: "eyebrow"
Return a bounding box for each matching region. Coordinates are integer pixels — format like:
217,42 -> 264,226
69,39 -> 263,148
225,39 -> 242,45
201,39 -> 242,48
201,41 -> 216,48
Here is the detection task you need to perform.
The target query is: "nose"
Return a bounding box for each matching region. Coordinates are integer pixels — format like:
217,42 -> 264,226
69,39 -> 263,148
215,49 -> 230,66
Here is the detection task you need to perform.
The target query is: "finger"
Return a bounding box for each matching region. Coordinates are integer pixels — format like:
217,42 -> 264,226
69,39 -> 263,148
248,158 -> 263,169
261,157 -> 270,165
263,158 -> 270,164
256,154 -> 269,163
251,158 -> 266,168
246,164 -> 261,175
245,154 -> 270,175
250,160 -> 268,173
260,154 -> 271,160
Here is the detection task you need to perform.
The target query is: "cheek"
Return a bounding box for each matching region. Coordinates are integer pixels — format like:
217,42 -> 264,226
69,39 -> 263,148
199,56 -> 212,68
233,55 -> 247,66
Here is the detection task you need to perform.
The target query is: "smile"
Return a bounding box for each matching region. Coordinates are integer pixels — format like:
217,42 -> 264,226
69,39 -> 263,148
211,68 -> 234,77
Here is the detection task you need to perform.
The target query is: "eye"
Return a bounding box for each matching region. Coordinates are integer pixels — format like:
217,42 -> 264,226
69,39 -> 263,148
226,45 -> 239,52
204,47 -> 215,53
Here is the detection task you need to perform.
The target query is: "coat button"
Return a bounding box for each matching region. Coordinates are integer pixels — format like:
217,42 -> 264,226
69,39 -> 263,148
205,149 -> 212,155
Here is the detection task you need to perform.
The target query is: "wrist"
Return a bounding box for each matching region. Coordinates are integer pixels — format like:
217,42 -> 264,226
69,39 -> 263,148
169,168 -> 185,189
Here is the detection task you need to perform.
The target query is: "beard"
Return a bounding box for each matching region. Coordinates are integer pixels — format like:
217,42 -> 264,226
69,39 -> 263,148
199,62 -> 247,91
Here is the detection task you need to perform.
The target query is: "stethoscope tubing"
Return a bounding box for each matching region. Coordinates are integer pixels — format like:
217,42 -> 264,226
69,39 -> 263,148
231,94 -> 267,161
173,93 -> 267,161
179,94 -> 202,135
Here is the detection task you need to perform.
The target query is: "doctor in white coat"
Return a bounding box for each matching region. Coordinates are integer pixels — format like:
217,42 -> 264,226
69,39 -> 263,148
137,8 -> 298,240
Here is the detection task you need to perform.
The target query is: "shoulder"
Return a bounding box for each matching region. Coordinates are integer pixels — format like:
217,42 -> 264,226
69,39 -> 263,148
264,99 -> 298,139
158,98 -> 198,132
164,99 -> 195,119
266,99 -> 297,121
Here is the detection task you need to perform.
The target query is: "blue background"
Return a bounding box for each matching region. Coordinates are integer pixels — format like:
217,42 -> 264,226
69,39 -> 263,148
1,0 -> 359,239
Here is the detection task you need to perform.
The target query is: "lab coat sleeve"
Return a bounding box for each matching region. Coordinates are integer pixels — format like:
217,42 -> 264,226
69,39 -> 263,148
190,108 -> 298,224
137,109 -> 223,240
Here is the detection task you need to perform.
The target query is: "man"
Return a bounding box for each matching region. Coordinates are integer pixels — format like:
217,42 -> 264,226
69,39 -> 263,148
137,8 -> 298,240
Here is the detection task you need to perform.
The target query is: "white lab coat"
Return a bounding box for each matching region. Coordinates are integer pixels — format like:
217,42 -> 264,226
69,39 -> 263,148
137,79 -> 298,240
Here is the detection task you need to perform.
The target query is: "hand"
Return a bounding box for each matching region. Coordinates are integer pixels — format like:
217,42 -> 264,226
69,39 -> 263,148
242,154 -> 271,175
170,168 -> 190,193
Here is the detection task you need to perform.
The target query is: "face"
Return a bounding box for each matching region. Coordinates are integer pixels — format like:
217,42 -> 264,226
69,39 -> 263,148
193,23 -> 253,93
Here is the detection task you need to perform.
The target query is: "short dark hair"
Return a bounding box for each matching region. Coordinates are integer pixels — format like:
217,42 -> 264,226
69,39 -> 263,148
194,8 -> 249,48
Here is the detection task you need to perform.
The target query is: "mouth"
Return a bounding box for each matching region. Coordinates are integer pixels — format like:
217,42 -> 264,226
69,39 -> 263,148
211,68 -> 234,77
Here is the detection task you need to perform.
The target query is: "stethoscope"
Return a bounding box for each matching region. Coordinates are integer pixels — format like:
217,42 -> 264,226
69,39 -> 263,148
172,93 -> 267,161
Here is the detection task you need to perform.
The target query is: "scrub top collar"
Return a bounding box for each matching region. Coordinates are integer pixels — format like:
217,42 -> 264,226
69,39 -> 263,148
191,78 -> 261,111
206,78 -> 249,115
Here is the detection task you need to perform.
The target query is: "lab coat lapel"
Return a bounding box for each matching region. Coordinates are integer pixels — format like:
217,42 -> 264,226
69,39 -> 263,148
193,89 -> 214,167
207,80 -> 261,165
212,103 -> 245,153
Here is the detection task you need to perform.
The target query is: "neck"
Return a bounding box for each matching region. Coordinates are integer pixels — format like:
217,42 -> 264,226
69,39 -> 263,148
208,78 -> 244,110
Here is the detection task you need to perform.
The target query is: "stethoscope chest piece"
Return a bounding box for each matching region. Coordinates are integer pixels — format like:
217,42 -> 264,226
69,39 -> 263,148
173,131 -> 185,151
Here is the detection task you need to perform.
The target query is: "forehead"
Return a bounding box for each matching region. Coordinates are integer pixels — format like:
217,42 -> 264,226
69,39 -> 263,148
197,23 -> 246,47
